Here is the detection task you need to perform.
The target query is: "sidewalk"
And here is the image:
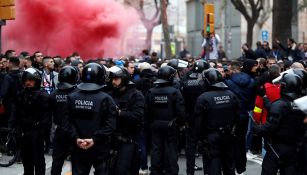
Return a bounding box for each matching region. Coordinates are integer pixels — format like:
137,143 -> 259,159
0,154 -> 262,175
0,155 -> 71,175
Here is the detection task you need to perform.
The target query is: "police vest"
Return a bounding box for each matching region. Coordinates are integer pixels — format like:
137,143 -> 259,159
201,90 -> 238,129
69,91 -> 110,139
181,73 -> 204,114
51,88 -> 77,126
149,86 -> 178,122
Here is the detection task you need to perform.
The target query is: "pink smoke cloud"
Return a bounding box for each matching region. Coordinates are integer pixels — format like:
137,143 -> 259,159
3,0 -> 141,59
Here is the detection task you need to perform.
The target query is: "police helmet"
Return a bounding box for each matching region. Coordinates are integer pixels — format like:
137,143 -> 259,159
202,68 -> 227,88
155,66 -> 176,84
108,66 -> 131,87
77,63 -> 106,91
167,59 -> 188,70
292,69 -> 307,88
22,67 -> 42,90
57,66 -> 79,90
103,65 -> 110,82
280,73 -> 303,99
193,60 -> 210,73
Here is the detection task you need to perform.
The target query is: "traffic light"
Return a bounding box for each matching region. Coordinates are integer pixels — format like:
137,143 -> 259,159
204,3 -> 214,34
0,0 -> 15,20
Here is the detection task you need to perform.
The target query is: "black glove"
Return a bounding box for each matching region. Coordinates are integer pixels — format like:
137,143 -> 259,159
257,86 -> 266,97
168,118 -> 178,128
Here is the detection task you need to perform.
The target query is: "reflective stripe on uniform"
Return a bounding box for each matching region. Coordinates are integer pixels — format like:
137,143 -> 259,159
253,106 -> 262,113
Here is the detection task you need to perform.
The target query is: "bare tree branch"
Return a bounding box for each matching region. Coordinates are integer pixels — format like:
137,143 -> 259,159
231,0 -> 264,46
257,0 -> 271,29
124,0 -> 162,50
231,0 -> 252,21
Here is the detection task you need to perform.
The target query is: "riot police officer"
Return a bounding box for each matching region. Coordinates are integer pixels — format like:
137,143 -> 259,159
147,66 -> 186,175
108,66 -> 145,175
64,63 -> 117,175
50,66 -> 79,175
15,68 -> 51,175
253,73 -> 306,175
167,58 -> 189,89
194,68 -> 240,175
180,60 -> 209,175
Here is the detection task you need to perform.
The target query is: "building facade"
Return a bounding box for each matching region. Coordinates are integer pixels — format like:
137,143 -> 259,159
186,0 -> 307,59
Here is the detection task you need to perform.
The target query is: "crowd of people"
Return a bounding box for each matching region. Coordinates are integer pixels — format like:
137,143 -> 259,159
0,38 -> 307,175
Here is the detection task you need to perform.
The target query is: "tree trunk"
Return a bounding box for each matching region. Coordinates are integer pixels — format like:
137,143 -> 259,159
272,0 -> 292,44
246,22 -> 254,47
145,26 -> 153,51
160,0 -> 171,59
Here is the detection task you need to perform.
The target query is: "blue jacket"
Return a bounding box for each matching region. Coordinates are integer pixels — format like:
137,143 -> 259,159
225,72 -> 256,119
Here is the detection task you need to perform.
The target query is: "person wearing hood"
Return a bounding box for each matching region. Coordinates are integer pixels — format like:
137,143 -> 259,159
225,60 -> 257,175
147,66 -> 186,175
253,73 -> 305,174
108,66 -> 145,175
194,68 -> 240,175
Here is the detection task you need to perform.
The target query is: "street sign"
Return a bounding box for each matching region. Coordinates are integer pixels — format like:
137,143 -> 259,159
262,30 -> 269,41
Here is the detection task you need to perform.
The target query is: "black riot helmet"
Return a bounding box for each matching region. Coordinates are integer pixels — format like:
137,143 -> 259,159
57,66 -> 79,90
292,69 -> 307,88
167,59 -> 188,70
155,66 -> 176,84
108,66 -> 131,87
77,63 -> 106,91
22,67 -> 42,90
193,60 -> 210,73
202,68 -> 227,88
280,73 -> 303,99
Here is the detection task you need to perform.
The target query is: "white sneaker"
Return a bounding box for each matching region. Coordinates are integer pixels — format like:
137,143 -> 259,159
236,172 -> 245,175
139,169 -> 149,175
246,150 -> 257,159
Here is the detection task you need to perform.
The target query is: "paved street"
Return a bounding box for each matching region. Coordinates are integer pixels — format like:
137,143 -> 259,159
0,154 -> 262,175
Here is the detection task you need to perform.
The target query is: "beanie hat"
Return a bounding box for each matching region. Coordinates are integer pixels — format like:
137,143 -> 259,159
242,59 -> 258,74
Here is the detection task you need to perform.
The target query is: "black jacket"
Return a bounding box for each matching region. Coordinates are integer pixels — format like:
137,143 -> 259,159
110,85 -> 145,138
64,90 -> 117,145
180,72 -> 205,115
15,89 -> 51,131
278,43 -> 304,62
147,82 -> 186,129
194,86 -> 240,139
50,87 -> 78,126
135,69 -> 156,98
254,96 -> 305,144
225,72 -> 256,119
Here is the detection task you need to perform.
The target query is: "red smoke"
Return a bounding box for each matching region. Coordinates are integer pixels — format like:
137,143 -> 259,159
3,0 -> 140,59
